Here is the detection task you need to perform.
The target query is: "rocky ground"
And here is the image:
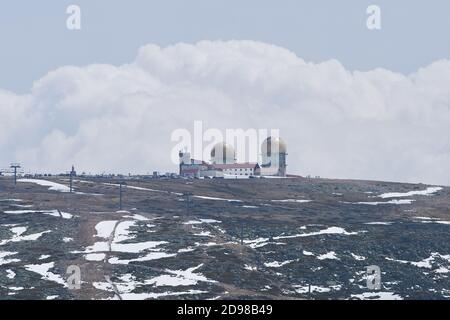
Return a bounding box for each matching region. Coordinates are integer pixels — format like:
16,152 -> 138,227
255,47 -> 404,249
0,176 -> 449,300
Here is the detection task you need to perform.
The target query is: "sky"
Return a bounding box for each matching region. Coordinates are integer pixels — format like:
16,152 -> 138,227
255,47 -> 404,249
1,1 -> 450,185
2,0 -> 450,92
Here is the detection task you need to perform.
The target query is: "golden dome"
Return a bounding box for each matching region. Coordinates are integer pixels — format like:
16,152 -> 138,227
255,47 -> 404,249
211,142 -> 235,161
261,137 -> 287,155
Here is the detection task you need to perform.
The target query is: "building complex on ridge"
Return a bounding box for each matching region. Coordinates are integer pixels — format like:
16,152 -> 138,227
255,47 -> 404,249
179,137 -> 287,178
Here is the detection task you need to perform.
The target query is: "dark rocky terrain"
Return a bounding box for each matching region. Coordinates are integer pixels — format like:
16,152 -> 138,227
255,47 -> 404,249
0,176 -> 449,300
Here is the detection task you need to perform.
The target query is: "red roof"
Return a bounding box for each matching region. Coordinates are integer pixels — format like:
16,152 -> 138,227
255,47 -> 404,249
212,163 -> 259,170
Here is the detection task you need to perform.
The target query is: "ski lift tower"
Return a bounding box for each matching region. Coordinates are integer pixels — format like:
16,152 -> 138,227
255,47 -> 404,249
10,163 -> 21,186
69,165 -> 77,193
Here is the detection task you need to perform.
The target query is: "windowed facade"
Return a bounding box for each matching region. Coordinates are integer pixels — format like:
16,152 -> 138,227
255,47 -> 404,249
220,166 -> 255,176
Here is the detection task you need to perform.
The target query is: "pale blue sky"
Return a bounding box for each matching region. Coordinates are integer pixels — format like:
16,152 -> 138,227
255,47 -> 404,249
1,0 -> 450,92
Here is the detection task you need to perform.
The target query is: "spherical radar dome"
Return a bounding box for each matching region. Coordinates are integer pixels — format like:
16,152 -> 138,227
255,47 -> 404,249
211,142 -> 236,161
261,137 -> 287,155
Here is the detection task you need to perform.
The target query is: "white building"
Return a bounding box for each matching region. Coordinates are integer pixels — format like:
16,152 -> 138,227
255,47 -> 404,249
178,137 -> 288,178
212,163 -> 259,177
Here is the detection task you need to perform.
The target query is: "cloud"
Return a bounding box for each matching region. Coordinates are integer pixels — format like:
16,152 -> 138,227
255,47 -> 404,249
1,40 -> 450,185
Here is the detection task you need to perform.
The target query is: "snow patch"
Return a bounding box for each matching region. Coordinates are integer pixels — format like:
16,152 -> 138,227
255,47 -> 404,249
18,179 -> 70,192
365,222 -> 393,225
356,199 -> 414,205
351,292 -> 403,300
193,195 -> 242,202
351,253 -> 366,261
378,187 -> 442,199
274,227 -> 358,240
24,262 -> 67,287
2,209 -> 73,219
95,221 -> 118,239
317,252 -> 339,260
0,226 -> 50,246
294,284 -> 341,294
85,253 -> 106,261
264,260 -> 296,268
0,252 -> 20,265
145,264 -> 216,287
6,269 -> 16,279
271,199 -> 312,203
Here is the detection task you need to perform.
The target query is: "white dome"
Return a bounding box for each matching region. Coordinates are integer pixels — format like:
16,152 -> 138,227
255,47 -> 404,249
261,137 -> 287,155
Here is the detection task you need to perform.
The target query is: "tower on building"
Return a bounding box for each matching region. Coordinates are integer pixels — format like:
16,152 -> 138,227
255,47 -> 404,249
261,137 -> 288,177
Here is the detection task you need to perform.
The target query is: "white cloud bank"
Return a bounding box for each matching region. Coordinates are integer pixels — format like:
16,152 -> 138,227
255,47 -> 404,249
1,41 -> 450,185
